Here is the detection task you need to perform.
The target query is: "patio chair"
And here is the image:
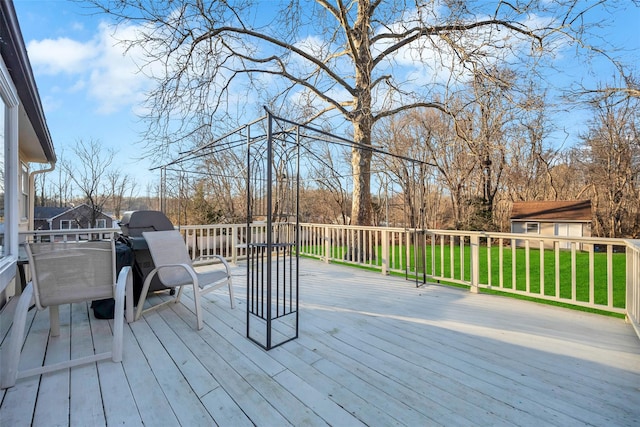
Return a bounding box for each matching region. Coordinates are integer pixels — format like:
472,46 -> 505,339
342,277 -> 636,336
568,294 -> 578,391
1,240 -> 132,389
135,230 -> 235,330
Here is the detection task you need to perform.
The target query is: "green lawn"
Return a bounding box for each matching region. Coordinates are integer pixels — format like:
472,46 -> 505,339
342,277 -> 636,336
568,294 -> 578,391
299,243 -> 627,313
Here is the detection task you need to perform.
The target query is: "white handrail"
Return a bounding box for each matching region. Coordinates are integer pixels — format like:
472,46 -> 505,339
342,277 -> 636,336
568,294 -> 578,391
19,223 -> 640,340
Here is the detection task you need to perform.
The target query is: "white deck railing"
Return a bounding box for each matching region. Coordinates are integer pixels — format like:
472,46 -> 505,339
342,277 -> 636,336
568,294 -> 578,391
19,227 -> 120,243
19,223 -> 640,338
626,240 -> 640,337
297,224 -> 632,316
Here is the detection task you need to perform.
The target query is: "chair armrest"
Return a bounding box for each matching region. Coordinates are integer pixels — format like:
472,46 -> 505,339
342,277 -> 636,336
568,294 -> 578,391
134,263 -> 197,321
117,266 -> 134,323
194,254 -> 231,276
147,263 -> 198,287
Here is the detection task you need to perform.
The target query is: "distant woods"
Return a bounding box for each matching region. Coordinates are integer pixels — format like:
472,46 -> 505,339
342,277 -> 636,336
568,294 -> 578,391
42,1 -> 639,237
34,89 -> 639,238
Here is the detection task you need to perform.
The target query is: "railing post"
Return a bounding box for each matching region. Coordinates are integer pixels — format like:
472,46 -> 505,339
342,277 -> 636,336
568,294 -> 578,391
232,224 -> 238,265
324,226 -> 330,264
626,240 -> 640,339
470,234 -> 479,294
381,228 -> 389,276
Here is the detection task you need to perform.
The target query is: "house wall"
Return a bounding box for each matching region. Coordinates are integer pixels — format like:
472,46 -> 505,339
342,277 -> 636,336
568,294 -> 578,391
0,2 -> 56,309
511,220 -> 591,250
52,207 -> 113,229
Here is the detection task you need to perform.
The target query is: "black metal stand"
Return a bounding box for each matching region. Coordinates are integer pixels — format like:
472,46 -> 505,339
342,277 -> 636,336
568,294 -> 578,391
246,242 -> 298,349
246,110 -> 299,350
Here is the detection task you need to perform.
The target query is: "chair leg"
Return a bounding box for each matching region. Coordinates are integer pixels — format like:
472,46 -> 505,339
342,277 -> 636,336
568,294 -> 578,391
175,285 -> 185,304
134,273 -> 155,321
193,283 -> 203,330
122,267 -> 134,323
49,305 -> 60,337
228,276 -> 235,309
1,284 -> 35,389
112,267 -> 129,362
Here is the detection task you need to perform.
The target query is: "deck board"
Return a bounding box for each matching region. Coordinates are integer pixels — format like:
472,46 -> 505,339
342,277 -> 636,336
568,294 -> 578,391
1,258 -> 639,426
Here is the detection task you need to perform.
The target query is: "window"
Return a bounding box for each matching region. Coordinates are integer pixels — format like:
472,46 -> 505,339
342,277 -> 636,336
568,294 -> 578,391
0,54 -> 20,294
0,99 -> 5,256
20,162 -> 28,220
95,218 -> 107,228
525,222 -> 540,234
60,220 -> 80,230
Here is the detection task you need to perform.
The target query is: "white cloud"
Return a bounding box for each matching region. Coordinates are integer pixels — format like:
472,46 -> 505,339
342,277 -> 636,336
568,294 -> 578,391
86,23 -> 150,114
27,37 -> 97,74
26,21 -> 152,115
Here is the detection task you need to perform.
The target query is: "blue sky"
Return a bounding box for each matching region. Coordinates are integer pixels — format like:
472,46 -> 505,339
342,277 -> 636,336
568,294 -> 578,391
12,1 -> 640,194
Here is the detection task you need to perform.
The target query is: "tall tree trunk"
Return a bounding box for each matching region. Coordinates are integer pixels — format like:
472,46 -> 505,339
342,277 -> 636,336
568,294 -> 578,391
350,0 -> 373,226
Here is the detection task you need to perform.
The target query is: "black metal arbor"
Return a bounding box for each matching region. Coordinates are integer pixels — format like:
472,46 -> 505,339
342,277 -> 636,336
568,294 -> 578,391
155,109 -> 433,349
155,110 -> 364,349
244,110 -> 302,350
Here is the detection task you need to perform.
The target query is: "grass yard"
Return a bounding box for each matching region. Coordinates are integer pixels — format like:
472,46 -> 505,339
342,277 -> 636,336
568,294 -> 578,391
299,242 -> 627,313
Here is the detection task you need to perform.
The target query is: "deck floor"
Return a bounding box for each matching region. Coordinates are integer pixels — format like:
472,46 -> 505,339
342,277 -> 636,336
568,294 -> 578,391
1,258 -> 639,426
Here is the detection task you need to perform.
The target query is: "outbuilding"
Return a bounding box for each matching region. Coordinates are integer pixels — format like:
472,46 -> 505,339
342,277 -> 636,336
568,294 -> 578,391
34,204 -> 115,231
510,200 -> 592,249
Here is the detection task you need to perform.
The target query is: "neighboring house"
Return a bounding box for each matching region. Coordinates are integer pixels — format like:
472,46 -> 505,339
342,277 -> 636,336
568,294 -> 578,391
510,200 -> 592,249
1,1 -> 56,304
34,204 -> 115,230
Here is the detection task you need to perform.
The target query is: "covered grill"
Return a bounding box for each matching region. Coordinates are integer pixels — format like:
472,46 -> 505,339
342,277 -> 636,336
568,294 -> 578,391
119,210 -> 176,301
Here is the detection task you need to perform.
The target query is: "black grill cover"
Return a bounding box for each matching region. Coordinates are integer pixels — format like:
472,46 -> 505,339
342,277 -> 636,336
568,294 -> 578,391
119,210 -> 175,236
118,210 -> 176,300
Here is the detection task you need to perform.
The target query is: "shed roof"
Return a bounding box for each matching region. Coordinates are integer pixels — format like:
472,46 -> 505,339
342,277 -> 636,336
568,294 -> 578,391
511,200 -> 592,221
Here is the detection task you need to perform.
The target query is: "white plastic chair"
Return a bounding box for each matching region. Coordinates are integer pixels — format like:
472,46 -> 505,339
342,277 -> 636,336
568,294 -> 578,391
1,240 -> 132,389
135,230 -> 235,330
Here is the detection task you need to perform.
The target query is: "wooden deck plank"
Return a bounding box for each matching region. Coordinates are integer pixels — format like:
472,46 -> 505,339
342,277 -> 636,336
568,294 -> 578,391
0,306 -> 45,427
119,317 -> 178,426
33,304 -> 71,427
200,386 -> 254,427
69,302 -> 105,427
310,305 -> 582,426
91,313 -> 144,427
370,302 -> 640,424
167,297 -> 330,426
144,308 -> 221,398
155,300 -> 294,426
1,258 -> 639,426
299,263 -> 640,425
128,312 -> 216,425
192,289 -> 412,426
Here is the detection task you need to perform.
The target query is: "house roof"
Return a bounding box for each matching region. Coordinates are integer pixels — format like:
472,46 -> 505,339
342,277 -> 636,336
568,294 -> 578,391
0,0 -> 55,163
34,206 -> 71,220
35,204 -> 114,221
511,200 -> 592,222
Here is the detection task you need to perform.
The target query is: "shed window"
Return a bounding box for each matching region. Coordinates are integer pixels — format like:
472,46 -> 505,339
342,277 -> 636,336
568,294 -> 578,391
525,222 -> 540,234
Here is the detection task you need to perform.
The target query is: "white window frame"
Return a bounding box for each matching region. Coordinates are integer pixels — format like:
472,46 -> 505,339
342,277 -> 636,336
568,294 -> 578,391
0,55 -> 20,294
525,222 -> 540,234
60,220 -> 80,230
20,161 -> 28,221
95,218 -> 107,228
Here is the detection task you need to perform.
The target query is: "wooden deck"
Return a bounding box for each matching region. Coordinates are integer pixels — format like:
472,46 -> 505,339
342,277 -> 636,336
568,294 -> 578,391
1,258 -> 639,426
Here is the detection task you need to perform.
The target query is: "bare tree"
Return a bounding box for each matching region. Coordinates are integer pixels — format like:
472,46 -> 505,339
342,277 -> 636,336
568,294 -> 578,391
306,144 -> 352,225
62,139 -> 115,228
374,113 -> 441,229
575,94 -> 639,237
88,0 -> 630,227
107,169 -> 135,219
39,149 -> 74,207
